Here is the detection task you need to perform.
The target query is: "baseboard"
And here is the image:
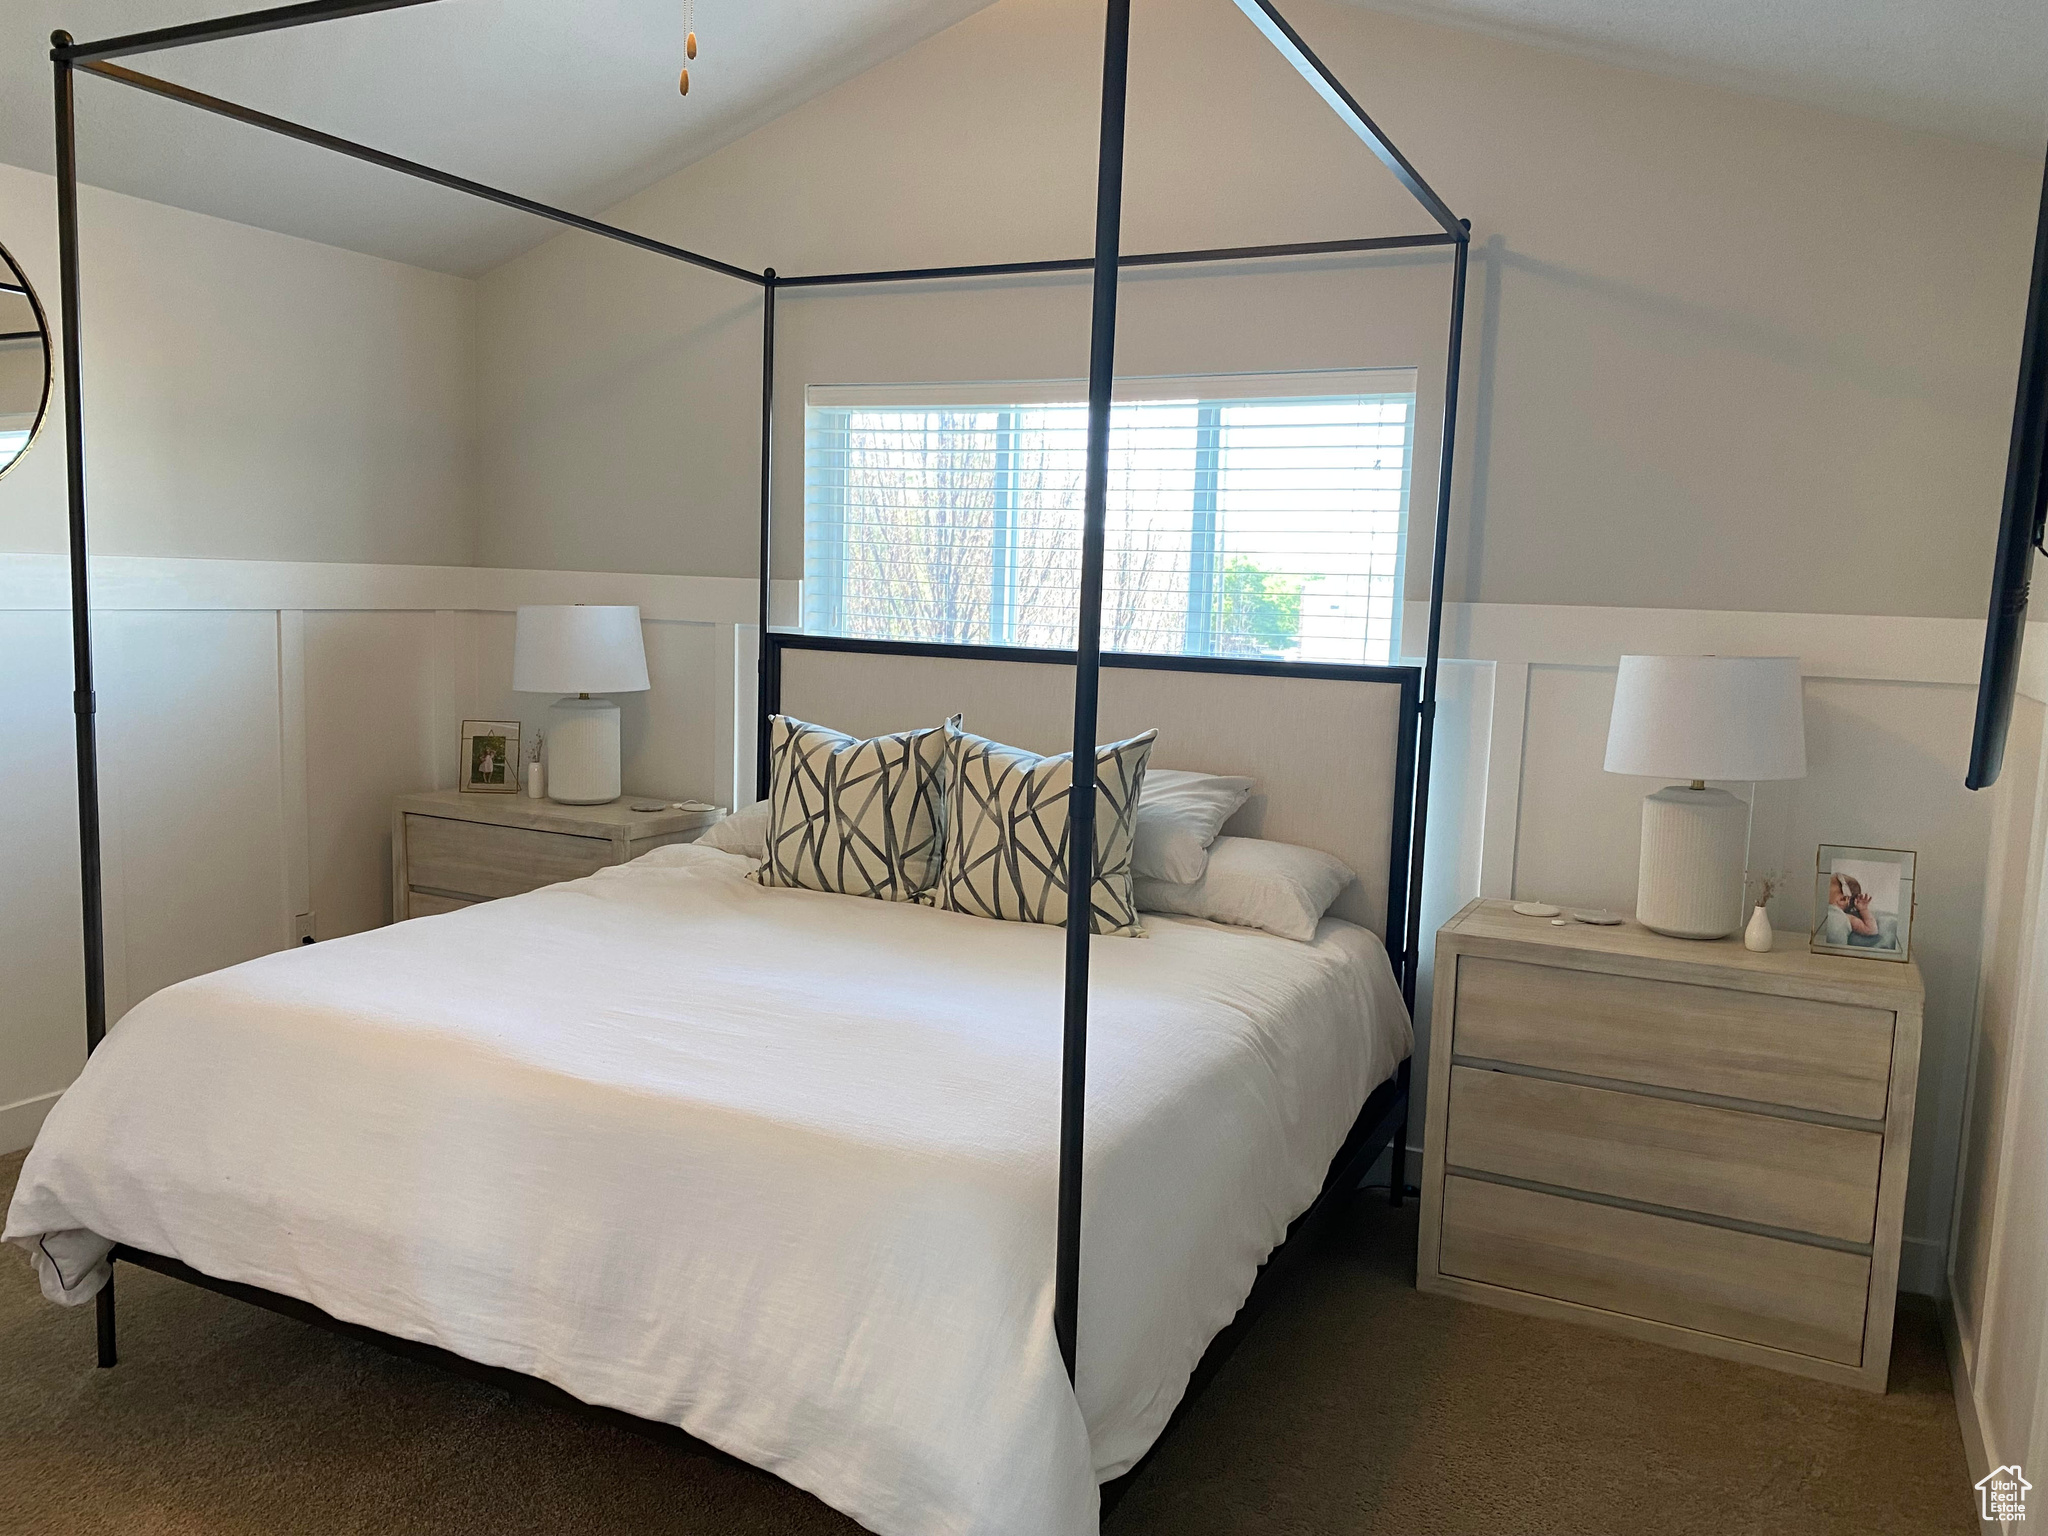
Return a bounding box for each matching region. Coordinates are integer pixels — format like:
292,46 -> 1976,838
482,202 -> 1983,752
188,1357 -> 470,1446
0,1090 -> 60,1155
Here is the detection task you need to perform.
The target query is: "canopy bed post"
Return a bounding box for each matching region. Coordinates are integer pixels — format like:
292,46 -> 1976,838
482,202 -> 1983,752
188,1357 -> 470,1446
1388,227 -> 1469,1206
51,30 -> 117,1370
50,40 -> 100,1060
757,269 -> 777,799
53,7 -> 771,1375
1053,0 -> 1132,1385
1404,229 -> 1469,1009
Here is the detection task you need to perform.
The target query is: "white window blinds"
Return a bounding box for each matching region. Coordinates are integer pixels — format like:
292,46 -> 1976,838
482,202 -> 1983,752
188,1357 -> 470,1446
802,370 -> 1417,664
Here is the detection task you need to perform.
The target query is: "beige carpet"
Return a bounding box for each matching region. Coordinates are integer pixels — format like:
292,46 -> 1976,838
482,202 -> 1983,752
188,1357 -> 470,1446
0,1149 -> 1973,1534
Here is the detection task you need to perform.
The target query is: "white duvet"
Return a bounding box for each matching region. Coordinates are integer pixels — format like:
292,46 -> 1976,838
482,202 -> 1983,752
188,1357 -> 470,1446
7,844 -> 1408,1536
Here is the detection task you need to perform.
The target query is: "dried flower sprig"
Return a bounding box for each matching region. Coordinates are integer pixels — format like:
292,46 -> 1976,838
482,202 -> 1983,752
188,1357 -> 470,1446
1745,869 -> 1782,908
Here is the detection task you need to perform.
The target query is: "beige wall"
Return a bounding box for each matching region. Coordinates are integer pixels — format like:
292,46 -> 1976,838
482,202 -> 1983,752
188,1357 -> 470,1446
0,160 -> 479,565
477,0 -> 2038,620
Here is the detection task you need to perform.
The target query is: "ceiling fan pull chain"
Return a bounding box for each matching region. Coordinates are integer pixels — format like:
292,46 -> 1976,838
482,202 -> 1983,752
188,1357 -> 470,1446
680,0 -> 696,93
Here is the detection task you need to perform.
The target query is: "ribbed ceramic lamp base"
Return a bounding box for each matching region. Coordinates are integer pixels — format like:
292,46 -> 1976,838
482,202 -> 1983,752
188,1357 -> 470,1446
547,696 -> 622,805
1635,785 -> 1747,939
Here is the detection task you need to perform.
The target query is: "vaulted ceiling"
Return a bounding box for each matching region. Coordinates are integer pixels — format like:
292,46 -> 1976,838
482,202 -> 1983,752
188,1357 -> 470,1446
0,0 -> 998,274
1349,0 -> 2048,154
1,0 -> 2042,277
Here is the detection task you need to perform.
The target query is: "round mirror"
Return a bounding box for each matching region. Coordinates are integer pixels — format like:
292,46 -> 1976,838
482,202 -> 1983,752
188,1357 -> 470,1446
0,241 -> 53,482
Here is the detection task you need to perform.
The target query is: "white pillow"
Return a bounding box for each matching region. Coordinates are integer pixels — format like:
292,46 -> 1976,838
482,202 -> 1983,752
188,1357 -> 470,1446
699,798 -> 769,859
1134,836 -> 1355,942
1132,769 -> 1255,884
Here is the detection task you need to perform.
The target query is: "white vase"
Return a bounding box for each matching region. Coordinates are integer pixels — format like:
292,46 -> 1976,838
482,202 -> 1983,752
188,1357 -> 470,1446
1743,904 -> 1774,953
526,761 -> 546,800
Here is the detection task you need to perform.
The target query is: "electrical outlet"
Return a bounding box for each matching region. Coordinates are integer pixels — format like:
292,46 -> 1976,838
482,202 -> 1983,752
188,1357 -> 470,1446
292,912 -> 317,946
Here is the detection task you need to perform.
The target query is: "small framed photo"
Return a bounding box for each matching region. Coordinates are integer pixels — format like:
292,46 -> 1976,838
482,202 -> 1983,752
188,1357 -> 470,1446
1811,845 -> 1915,962
460,719 -> 521,794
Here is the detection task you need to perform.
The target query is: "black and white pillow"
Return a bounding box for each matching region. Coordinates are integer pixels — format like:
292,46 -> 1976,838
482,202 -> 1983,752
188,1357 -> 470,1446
932,721 -> 1155,937
752,714 -> 956,901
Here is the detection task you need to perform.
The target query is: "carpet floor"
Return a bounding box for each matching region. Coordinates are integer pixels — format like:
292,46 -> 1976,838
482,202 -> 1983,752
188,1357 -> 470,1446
0,1149 -> 1973,1534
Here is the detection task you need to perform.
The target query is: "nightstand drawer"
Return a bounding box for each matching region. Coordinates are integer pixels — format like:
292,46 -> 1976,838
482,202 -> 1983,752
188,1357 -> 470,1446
1439,1176 -> 1871,1365
1454,956 -> 1894,1119
404,814 -> 613,900
1445,1067 -> 1882,1242
405,890 -> 477,919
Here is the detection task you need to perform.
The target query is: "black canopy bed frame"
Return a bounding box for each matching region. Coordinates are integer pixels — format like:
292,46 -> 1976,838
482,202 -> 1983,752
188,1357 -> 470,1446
47,0 -> 1469,1517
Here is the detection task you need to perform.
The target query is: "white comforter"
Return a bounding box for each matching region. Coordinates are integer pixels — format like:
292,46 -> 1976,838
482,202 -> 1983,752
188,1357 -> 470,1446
8,844 -> 1408,1536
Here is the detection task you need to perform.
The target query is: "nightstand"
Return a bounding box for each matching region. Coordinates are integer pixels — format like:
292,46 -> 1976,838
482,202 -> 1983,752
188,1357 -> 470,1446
1417,898 -> 1923,1392
390,790 -> 717,920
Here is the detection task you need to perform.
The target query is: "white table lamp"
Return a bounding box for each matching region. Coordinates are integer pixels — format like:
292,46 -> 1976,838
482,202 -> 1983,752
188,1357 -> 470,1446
512,605 -> 650,804
1603,655 -> 1807,939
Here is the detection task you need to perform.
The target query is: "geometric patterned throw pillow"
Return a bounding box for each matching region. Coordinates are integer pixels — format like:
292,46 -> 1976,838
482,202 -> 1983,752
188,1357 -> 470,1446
930,720 -> 1155,936
751,714 -> 958,902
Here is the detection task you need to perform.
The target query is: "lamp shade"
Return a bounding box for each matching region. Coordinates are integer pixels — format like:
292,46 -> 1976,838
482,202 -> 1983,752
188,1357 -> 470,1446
1603,655 -> 1807,781
512,605 -> 650,695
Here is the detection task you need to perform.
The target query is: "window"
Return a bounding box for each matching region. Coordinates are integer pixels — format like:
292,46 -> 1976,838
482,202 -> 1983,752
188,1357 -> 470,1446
802,370 -> 1417,665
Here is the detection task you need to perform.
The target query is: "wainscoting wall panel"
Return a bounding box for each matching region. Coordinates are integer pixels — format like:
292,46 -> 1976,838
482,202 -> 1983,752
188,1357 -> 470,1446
1510,663 -> 1645,913
97,610 -> 291,1021
1407,603 -> 2036,1298
0,555 -> 798,1154
0,562 -> 2019,1305
0,610 -> 87,1153
304,609 -> 446,941
1943,684 -> 2048,1505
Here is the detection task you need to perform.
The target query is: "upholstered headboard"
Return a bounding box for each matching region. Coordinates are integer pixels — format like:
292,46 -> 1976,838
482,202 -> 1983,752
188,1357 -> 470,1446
764,635 -> 1419,949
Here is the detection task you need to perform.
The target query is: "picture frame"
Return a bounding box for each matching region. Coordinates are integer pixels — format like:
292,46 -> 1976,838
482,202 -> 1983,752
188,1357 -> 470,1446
460,719 -> 521,794
1810,844 -> 1915,962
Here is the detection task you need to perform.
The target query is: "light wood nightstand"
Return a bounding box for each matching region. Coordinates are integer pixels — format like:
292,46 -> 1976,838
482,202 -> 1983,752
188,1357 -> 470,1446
391,790 -> 718,921
1417,898 -> 1923,1392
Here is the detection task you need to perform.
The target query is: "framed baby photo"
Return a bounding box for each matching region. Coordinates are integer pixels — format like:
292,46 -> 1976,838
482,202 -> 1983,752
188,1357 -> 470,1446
459,719 -> 521,794
1810,845 -> 1915,962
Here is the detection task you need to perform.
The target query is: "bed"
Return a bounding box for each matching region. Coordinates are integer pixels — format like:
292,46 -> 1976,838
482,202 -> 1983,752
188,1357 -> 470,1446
10,643 -> 1418,1534
34,5 -> 1468,1526
12,839 -> 1408,1534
